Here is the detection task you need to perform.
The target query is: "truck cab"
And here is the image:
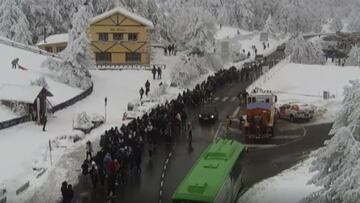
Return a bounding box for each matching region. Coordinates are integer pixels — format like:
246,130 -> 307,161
243,89 -> 277,139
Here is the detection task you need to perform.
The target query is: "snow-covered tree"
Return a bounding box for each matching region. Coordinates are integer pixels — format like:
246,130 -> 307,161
304,80 -> 360,203
30,77 -> 49,89
285,35 -> 325,65
330,18 -> 344,32
0,0 -> 32,44
263,15 -> 279,35
42,3 -> 93,90
218,0 -> 255,30
345,45 -> 360,66
173,5 -> 216,53
330,80 -> 360,134
348,12 -> 360,32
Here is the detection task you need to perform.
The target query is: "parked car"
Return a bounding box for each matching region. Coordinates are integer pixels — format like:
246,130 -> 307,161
199,104 -> 218,123
278,102 -> 315,122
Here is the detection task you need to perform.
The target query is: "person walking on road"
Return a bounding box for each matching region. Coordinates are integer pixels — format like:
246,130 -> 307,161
61,181 -> 68,203
11,58 -> 19,69
90,161 -> 98,189
145,80 -> 150,96
188,128 -> 193,146
42,116 -> 47,132
152,66 -> 157,80
64,184 -> 74,203
86,141 -> 93,160
139,87 -> 144,100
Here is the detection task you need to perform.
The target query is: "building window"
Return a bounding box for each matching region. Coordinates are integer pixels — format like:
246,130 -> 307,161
56,47 -> 65,53
98,33 -> 108,42
128,33 -> 138,41
96,52 -> 112,63
126,53 -> 141,63
45,47 -> 53,53
113,33 -> 124,41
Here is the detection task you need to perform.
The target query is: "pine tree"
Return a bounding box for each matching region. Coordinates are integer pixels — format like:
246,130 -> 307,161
173,4 -> 216,53
345,45 -> 360,66
330,17 -> 343,32
304,80 -> 360,203
0,0 -> 32,44
285,35 -> 325,65
42,3 -> 94,90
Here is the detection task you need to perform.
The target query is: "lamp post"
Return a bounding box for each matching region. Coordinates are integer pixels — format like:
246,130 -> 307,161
104,97 -> 107,122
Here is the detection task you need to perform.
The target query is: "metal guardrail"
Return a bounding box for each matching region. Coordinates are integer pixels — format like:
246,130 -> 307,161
51,84 -> 93,113
0,115 -> 31,130
96,64 -> 166,71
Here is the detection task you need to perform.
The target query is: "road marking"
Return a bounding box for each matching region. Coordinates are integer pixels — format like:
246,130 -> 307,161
231,106 -> 241,118
222,97 -> 229,102
230,97 -> 237,102
214,97 -> 220,101
245,144 -> 277,148
272,135 -> 300,140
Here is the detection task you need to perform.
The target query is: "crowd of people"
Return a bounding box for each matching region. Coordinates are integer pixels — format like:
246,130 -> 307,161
66,59 -> 271,200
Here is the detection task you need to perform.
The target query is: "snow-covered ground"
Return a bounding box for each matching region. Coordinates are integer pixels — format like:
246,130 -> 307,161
0,37 -> 82,122
241,62 -> 360,203
238,158 -> 321,203
0,46 -> 214,202
249,62 -> 360,123
215,26 -> 286,60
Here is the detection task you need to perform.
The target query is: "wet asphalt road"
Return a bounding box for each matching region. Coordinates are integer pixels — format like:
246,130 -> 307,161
71,47 -> 332,203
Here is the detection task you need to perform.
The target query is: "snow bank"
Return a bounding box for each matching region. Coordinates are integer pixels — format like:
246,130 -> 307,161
238,158 -> 321,203
252,63 -> 360,122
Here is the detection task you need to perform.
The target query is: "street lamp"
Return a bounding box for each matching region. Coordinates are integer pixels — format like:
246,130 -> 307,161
104,97 -> 107,122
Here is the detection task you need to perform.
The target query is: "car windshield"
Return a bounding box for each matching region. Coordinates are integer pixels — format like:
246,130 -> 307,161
201,106 -> 216,113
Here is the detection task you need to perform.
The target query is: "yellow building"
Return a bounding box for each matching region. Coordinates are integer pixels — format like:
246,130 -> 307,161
37,7 -> 154,65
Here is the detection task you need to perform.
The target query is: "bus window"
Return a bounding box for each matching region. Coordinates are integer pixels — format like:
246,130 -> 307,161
252,97 -> 256,103
266,98 -> 270,103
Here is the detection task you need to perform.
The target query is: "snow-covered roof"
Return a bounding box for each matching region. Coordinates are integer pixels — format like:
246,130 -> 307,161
90,7 -> 154,28
36,33 -> 69,46
0,84 -> 52,104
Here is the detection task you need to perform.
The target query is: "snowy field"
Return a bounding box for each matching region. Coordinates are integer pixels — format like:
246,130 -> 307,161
240,62 -> 360,203
249,62 -> 360,123
0,37 -> 82,122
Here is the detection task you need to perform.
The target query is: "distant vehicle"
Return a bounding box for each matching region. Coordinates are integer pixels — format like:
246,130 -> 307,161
172,139 -> 247,203
243,89 -> 278,139
199,103 -> 218,123
278,102 -> 315,122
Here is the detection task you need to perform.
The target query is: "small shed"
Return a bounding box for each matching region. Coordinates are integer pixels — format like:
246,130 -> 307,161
0,85 -> 53,124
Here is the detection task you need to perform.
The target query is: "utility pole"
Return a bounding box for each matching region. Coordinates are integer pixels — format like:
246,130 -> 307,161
104,97 -> 108,122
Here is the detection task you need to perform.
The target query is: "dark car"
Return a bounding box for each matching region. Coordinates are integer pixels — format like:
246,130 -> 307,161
199,104 -> 218,123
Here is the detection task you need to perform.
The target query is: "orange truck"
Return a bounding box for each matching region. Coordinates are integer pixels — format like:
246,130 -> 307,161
243,90 -> 277,139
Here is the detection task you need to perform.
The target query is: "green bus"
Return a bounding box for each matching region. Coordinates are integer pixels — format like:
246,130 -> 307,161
172,139 -> 246,203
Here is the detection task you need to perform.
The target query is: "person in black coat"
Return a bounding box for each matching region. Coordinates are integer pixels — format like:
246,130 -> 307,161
157,67 -> 162,79
152,66 -> 157,80
139,87 -> 144,100
145,80 -> 150,96
65,184 -> 74,203
61,181 -> 68,203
